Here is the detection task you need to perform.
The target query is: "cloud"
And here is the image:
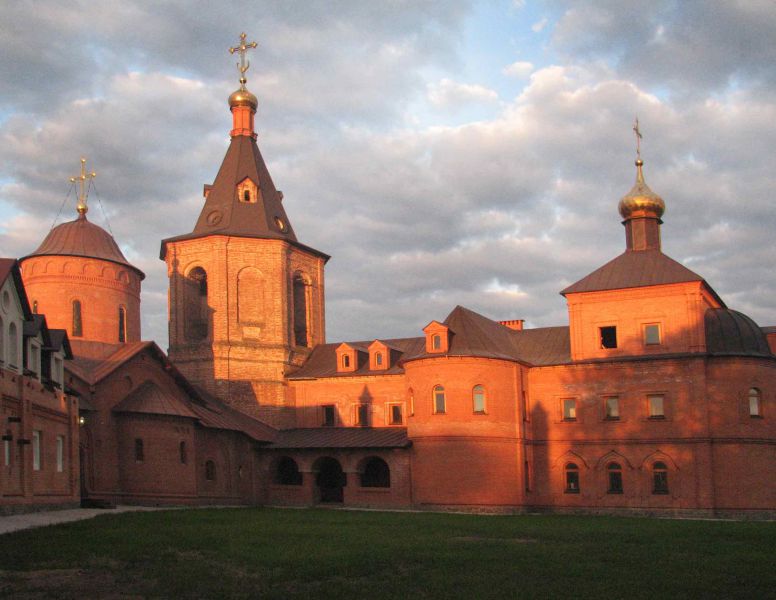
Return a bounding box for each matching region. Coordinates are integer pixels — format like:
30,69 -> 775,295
502,61 -> 534,78
427,78 -> 499,108
531,17 -> 549,33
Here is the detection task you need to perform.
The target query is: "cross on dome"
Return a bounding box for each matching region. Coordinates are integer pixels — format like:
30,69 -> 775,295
229,32 -> 258,90
69,157 -> 96,217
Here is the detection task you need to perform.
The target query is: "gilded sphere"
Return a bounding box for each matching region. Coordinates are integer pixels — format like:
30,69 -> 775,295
228,88 -> 258,110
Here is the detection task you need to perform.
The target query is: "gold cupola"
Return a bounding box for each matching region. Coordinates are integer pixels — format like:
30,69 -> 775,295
227,33 -> 259,137
618,158 -> 665,220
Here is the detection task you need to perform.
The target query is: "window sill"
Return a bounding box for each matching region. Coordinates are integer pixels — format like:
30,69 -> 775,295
603,417 -> 620,422
564,489 -> 580,494
648,416 -> 666,421
607,490 -> 623,495
652,490 -> 669,495
473,411 -> 487,415
749,415 -> 764,419
561,418 -> 577,423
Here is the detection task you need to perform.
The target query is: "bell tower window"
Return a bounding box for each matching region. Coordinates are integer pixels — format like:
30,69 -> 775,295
293,275 -> 310,347
118,306 -> 127,343
185,267 -> 209,341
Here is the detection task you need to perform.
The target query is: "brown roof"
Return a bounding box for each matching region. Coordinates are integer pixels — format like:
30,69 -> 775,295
560,249 -> 723,305
705,308 -> 772,357
0,258 -> 32,320
160,136 -> 328,261
23,214 -> 145,279
269,427 -> 411,449
113,381 -> 199,419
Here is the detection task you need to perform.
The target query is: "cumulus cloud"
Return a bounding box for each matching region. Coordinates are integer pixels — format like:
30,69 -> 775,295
427,78 -> 499,108
1,1 -> 775,349
502,60 -> 534,78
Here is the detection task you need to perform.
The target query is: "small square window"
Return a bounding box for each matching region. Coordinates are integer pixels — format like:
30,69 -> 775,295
390,404 -> 403,425
605,396 -> 619,420
600,326 -> 617,349
322,405 -> 336,426
644,324 -> 661,345
562,398 -> 577,421
648,394 -> 665,419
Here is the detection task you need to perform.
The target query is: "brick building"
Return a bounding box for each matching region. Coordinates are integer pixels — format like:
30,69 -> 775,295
12,47 -> 776,516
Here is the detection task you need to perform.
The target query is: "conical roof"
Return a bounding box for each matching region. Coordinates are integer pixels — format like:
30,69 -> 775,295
24,213 -> 145,279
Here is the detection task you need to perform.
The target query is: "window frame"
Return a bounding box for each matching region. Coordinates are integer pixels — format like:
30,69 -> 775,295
607,462 -> 624,494
56,435 -> 64,472
32,430 -> 41,471
433,385 -> 446,414
355,403 -> 369,427
599,325 -> 617,349
72,299 -> 83,338
647,394 -> 665,419
472,385 -> 486,414
749,388 -> 762,418
388,403 -> 403,425
134,438 -> 144,462
604,396 -> 620,420
322,404 -> 336,427
562,398 -> 577,421
643,323 -> 662,346
652,461 -> 669,495
564,462 -> 580,494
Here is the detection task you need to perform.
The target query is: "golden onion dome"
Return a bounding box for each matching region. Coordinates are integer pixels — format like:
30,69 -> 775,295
618,159 -> 665,220
228,82 -> 258,111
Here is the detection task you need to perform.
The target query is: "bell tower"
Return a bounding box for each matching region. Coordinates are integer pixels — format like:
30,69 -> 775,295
160,34 -> 328,427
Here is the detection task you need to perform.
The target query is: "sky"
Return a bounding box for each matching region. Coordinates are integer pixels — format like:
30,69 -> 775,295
1,0 -> 775,348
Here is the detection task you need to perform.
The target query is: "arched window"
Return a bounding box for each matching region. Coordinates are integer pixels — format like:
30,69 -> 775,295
360,457 -> 390,488
118,306 -> 127,343
749,388 -> 762,417
275,456 -> 302,485
564,462 -> 580,493
293,276 -> 309,347
134,438 -> 144,462
433,385 -> 446,414
205,460 -> 216,481
8,322 -> 18,368
472,385 -> 486,413
607,462 -> 623,494
72,300 -> 83,337
652,461 -> 669,494
185,267 -> 208,341
179,441 -> 187,465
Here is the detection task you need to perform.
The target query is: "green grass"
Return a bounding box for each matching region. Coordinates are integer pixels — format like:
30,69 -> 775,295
0,508 -> 774,599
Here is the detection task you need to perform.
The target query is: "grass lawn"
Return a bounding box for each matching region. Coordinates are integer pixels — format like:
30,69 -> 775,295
0,508 -> 774,599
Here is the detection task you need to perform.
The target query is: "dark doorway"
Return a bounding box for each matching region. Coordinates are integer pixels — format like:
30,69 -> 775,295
315,457 -> 345,503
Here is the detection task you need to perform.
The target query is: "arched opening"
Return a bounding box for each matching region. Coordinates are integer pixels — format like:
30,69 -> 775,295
360,457 -> 390,488
72,300 -> 83,337
293,276 -> 309,347
314,457 -> 345,503
185,267 -> 209,341
652,461 -> 669,494
179,441 -> 187,465
433,385 -> 446,414
118,306 -> 127,343
564,462 -> 580,493
274,456 -> 303,486
8,322 -> 18,368
472,384 -> 486,413
749,388 -> 762,417
607,462 -> 623,494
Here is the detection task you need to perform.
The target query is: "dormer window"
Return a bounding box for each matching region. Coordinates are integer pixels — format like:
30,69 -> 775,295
375,352 -> 383,366
236,177 -> 259,204
368,340 -> 394,371
336,343 -> 362,373
342,355 -> 350,369
423,321 -> 450,353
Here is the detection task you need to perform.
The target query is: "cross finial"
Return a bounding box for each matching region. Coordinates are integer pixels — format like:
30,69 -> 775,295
633,117 -> 643,160
69,157 -> 96,217
229,32 -> 258,90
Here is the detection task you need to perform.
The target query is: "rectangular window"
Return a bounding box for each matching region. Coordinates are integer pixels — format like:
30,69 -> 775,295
562,398 -> 577,421
322,405 -> 336,426
600,326 -> 617,349
53,357 -> 63,386
356,404 -> 369,426
134,438 -> 144,462
29,344 -> 40,375
605,396 -> 620,420
32,430 -> 41,471
389,404 -> 403,425
56,435 -> 64,472
644,323 -> 661,345
375,352 -> 383,366
4,438 -> 10,466
648,394 -> 665,419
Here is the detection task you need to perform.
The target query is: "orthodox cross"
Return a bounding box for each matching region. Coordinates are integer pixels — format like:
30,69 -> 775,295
633,117 -> 643,160
69,157 -> 96,216
229,32 -> 258,88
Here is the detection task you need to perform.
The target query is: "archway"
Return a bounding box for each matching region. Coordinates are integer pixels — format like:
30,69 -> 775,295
314,457 -> 345,503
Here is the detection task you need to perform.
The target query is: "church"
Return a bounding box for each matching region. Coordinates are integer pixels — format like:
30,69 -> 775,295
3,35 -> 774,516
